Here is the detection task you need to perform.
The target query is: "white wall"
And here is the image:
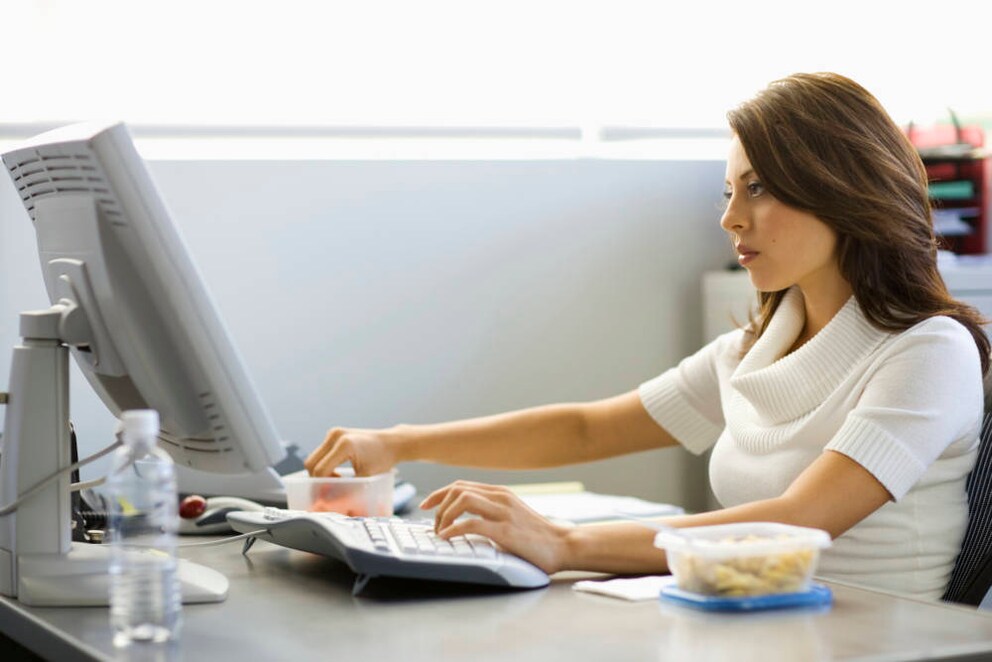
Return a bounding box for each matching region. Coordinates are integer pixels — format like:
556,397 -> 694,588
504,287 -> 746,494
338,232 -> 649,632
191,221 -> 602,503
0,157 -> 730,511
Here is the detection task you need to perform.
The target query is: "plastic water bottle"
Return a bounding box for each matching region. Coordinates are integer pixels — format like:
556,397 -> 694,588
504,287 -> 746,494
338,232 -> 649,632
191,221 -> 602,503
106,410 -> 182,645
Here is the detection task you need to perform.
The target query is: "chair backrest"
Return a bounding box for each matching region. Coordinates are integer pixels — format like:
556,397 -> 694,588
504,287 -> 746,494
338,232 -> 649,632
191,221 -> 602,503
943,410 -> 992,606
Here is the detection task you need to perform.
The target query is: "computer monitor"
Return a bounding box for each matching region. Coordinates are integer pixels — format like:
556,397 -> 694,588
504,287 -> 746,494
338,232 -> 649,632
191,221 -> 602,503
0,121 -> 288,605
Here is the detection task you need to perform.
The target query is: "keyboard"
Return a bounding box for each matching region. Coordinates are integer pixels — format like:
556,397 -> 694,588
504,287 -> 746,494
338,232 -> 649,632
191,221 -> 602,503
226,508 -> 550,592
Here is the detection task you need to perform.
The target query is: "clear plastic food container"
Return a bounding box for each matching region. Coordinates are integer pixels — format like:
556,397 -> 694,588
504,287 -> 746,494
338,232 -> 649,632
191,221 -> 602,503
654,522 -> 832,597
282,468 -> 394,517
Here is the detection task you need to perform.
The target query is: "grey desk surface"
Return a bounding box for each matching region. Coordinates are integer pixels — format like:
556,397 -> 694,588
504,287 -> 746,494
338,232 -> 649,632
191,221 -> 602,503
3,537 -> 992,662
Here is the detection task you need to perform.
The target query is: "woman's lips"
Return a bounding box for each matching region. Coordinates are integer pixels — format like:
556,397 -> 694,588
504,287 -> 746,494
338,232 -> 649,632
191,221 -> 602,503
736,244 -> 758,266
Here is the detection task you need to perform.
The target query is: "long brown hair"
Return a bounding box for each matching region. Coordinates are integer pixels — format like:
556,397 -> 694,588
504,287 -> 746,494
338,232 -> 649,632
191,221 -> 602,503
728,72 -> 990,375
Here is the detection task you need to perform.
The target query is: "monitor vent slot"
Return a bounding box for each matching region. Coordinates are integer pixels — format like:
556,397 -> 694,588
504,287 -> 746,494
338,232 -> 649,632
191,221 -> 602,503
153,392 -> 237,463
190,392 -> 235,452
5,147 -> 125,227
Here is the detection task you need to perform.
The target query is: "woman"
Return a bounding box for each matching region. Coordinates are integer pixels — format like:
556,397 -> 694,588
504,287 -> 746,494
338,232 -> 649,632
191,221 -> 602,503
305,73 -> 989,600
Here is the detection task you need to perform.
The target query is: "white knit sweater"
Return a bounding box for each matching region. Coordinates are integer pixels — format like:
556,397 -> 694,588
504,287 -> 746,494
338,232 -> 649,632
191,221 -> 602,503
638,286 -> 983,599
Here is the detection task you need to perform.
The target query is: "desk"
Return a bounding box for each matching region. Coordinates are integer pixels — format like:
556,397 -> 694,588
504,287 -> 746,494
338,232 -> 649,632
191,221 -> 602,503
3,538 -> 992,662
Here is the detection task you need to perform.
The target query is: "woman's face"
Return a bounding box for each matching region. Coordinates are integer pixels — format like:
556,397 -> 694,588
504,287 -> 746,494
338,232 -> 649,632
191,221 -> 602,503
720,137 -> 843,295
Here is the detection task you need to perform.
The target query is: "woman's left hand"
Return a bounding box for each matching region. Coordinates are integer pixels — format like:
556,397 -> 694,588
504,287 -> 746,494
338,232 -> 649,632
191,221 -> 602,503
419,480 -> 572,574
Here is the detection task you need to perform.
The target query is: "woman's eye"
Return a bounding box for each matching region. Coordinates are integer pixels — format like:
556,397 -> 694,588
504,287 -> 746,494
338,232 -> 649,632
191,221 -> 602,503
746,181 -> 764,197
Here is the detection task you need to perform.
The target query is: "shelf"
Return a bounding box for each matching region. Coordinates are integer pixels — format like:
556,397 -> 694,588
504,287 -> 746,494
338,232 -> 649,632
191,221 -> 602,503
929,180 -> 976,200
922,156 -> 988,255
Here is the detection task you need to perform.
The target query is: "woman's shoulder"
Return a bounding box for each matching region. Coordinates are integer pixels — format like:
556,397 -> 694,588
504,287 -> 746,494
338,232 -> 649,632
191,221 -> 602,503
902,314 -> 976,343
698,327 -> 750,371
882,314 -> 981,366
709,326 -> 749,354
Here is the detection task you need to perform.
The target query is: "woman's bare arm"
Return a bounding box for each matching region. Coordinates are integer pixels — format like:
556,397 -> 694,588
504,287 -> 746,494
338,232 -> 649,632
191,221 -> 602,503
424,450 -> 891,575
306,390 -> 679,476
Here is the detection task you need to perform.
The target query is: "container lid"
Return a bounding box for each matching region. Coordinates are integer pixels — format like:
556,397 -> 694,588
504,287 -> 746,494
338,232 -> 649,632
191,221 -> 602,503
660,578 -> 833,612
653,522 -> 831,559
280,467 -> 396,483
120,409 -> 160,439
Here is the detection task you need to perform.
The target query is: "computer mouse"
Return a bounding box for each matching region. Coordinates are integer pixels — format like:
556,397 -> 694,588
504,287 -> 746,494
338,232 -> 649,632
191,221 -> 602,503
178,495 -> 266,535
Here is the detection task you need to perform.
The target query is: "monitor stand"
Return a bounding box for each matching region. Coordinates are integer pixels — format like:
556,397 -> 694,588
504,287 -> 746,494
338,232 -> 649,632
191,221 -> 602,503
0,307 -> 228,606
14,544 -> 228,607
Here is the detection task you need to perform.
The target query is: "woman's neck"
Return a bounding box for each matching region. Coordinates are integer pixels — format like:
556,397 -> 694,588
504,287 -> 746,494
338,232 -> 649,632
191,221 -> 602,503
789,276 -> 854,354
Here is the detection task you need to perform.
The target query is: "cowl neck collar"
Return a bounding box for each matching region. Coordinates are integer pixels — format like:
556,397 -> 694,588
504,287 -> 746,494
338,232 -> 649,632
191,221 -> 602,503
729,287 -> 890,428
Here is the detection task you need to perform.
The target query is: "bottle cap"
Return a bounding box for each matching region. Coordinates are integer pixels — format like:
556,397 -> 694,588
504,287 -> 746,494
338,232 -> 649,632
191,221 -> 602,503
121,409 -> 160,438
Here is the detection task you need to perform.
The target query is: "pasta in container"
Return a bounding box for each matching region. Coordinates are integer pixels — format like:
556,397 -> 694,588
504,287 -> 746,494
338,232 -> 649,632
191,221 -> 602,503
654,523 -> 832,597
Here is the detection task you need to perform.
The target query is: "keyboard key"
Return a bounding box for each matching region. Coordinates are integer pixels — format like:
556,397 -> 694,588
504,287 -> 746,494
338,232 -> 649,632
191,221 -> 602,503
362,521 -> 390,551
361,519 -> 504,562
468,536 -> 497,559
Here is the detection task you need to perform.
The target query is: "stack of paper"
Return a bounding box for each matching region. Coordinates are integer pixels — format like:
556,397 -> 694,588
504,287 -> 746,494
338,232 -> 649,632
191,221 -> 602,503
519,490 -> 684,524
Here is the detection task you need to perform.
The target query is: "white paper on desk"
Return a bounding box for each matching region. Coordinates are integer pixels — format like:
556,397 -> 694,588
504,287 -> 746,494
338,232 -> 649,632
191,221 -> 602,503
572,576 -> 673,601
519,492 -> 683,523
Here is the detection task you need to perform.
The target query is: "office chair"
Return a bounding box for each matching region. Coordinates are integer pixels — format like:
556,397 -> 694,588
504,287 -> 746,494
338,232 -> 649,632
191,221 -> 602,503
942,409 -> 992,608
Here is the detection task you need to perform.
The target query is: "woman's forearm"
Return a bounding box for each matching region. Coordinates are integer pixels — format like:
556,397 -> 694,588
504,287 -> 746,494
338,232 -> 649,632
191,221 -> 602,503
389,391 -> 678,471
389,403 -> 590,470
557,501 -> 797,575
557,454 -> 890,575
561,521 -> 670,574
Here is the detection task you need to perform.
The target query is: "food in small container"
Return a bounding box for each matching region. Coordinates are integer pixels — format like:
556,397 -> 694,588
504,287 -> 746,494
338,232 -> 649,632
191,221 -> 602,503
282,468 -> 394,517
654,522 -> 832,597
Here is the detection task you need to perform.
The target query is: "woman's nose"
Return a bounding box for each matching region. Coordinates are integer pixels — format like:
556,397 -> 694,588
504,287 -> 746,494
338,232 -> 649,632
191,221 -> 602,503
720,200 -> 747,233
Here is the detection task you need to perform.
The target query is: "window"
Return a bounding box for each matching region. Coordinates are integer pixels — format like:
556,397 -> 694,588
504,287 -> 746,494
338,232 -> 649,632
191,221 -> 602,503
6,1 -> 991,158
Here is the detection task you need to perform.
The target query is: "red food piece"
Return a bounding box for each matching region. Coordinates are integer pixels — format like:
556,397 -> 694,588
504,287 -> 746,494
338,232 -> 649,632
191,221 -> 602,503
310,487 -> 366,517
179,495 -> 207,519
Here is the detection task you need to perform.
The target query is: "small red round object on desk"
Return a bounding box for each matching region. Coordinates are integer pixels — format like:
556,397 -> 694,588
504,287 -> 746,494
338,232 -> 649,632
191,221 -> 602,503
179,494 -> 207,519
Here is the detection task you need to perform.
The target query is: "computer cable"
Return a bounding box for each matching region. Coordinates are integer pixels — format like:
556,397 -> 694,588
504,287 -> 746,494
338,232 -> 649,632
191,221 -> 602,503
0,427 -> 266,545
0,430 -> 122,517
175,530 -> 267,548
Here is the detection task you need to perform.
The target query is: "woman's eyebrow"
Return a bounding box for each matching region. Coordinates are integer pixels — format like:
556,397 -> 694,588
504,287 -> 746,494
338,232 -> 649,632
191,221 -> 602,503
724,168 -> 755,185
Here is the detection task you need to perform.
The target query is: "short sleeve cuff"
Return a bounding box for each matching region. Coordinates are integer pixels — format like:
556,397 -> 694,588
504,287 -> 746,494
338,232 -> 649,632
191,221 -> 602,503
825,415 -> 926,501
639,370 -> 723,455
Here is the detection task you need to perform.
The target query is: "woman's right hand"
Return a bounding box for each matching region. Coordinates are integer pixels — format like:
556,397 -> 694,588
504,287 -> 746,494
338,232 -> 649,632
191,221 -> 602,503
304,427 -> 404,477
